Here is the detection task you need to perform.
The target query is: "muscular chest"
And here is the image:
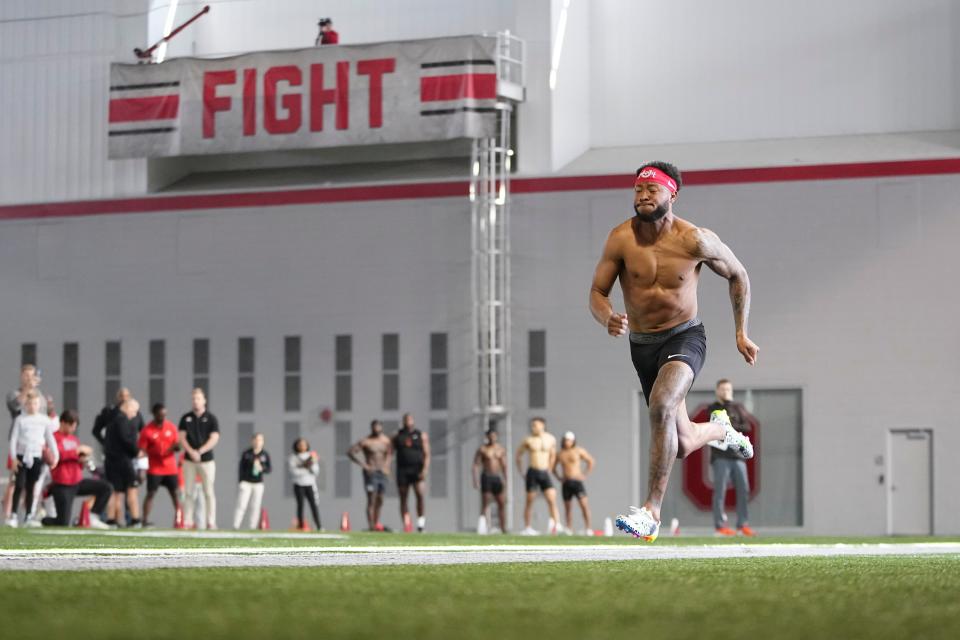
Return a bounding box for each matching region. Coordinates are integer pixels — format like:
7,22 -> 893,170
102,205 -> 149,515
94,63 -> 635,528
622,243 -> 699,290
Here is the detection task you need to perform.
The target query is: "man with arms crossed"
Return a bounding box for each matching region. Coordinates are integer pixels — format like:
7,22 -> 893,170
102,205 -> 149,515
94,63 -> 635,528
472,427 -> 508,534
554,431 -> 595,535
589,161 -> 757,542
348,420 -> 393,531
515,417 -> 561,535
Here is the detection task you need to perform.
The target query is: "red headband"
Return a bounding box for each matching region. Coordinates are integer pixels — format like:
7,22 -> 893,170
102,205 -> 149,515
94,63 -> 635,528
635,167 -> 678,194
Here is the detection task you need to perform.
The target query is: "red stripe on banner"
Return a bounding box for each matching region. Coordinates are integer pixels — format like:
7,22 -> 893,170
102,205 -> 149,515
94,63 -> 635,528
3,158 -> 960,221
420,73 -> 497,102
109,95 -> 180,123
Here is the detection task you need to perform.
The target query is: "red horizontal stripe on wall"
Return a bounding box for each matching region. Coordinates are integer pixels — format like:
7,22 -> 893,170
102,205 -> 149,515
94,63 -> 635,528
420,74 -> 497,102
108,95 -> 180,123
3,158 -> 960,221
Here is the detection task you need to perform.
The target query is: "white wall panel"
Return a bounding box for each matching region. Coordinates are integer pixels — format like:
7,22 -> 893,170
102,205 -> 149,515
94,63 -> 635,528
0,0 -> 149,205
589,0 -> 960,147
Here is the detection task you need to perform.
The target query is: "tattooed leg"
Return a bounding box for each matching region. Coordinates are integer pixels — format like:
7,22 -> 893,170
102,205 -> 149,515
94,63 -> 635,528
643,362 -> 693,522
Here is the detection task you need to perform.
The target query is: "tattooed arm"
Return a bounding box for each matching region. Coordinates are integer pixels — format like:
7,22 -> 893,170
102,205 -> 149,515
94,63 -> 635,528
694,228 -> 759,365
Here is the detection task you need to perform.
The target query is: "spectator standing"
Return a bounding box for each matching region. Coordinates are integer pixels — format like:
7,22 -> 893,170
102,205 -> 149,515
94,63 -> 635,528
289,438 -> 321,531
4,364 -> 47,522
234,433 -> 272,529
104,397 -> 144,527
703,379 -> 757,537
347,420 -> 393,531
138,403 -> 181,527
393,413 -> 430,532
92,387 -> 131,450
178,388 -> 220,529
554,431 -> 596,535
7,391 -> 58,527
315,17 -> 339,45
472,427 -> 508,534
41,410 -> 111,529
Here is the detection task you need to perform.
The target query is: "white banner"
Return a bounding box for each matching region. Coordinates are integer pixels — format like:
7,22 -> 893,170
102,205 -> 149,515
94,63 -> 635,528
108,35 -> 503,158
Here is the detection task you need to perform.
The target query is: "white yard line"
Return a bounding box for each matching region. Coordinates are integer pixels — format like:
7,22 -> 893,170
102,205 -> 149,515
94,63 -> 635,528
2,543 -> 959,571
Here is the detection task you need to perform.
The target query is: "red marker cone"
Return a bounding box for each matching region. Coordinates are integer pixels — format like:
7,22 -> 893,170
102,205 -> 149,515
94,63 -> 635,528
258,507 -> 270,530
173,505 -> 184,529
75,501 -> 91,528
403,513 -> 413,533
340,511 -> 350,532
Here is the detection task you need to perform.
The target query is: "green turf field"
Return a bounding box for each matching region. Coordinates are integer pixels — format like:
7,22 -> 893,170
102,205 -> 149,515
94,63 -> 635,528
3,531 -> 960,640
1,554 -> 958,640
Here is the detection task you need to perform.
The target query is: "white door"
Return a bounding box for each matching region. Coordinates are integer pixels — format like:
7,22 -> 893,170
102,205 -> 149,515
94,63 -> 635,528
887,430 -> 932,535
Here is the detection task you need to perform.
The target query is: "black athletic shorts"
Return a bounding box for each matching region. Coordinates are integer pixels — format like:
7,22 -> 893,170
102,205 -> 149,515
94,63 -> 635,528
525,468 -> 553,493
629,318 -> 707,405
562,479 -> 587,501
396,466 -> 423,488
480,473 -> 504,496
364,469 -> 388,495
104,456 -> 138,492
146,473 -> 178,494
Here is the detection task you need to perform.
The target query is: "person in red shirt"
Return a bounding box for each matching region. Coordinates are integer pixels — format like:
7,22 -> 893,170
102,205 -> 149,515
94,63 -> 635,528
40,410 -> 111,528
138,403 -> 181,526
315,18 -> 339,45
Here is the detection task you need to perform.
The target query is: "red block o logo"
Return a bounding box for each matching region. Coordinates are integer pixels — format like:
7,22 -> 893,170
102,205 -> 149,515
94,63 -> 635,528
682,405 -> 760,510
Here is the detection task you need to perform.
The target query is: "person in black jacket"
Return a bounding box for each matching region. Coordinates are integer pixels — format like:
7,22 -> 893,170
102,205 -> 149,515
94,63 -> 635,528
233,433 -> 271,529
103,397 -> 144,526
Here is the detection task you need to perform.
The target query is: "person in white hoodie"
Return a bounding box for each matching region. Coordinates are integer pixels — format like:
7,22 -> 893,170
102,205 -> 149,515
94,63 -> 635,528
7,391 -> 58,527
289,438 -> 321,531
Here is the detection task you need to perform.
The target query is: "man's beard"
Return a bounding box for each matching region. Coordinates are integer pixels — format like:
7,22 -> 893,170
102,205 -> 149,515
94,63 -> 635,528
634,201 -> 669,223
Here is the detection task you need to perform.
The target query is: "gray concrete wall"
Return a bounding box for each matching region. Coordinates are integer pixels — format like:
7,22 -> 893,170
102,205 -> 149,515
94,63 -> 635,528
2,171 -> 958,534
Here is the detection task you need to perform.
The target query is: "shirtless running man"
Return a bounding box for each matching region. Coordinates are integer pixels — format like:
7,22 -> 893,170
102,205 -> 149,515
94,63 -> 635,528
515,417 -> 561,535
589,161 -> 757,542
472,428 -> 508,533
554,431 -> 595,534
347,420 -> 393,531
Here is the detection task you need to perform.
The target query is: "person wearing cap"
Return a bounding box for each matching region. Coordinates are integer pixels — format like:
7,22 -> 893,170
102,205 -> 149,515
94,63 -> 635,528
472,427 -> 508,534
554,431 -> 596,535
589,160 -> 757,543
315,18 -> 339,46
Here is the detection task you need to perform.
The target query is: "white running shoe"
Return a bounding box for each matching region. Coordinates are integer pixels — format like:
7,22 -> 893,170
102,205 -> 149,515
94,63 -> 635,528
615,506 -> 660,542
416,516 -> 426,532
520,526 -> 539,536
708,410 -> 754,459
24,517 -> 42,528
88,514 -> 111,530
4,514 -> 18,528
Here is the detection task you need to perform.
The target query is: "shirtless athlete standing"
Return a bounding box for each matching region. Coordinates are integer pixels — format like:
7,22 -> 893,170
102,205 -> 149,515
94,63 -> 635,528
589,161 -> 757,542
472,428 -> 508,533
554,431 -> 595,534
515,417 -> 561,535
347,420 -> 393,531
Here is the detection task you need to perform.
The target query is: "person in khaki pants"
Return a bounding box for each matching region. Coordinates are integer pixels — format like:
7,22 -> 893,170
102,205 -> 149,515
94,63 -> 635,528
178,388 -> 220,529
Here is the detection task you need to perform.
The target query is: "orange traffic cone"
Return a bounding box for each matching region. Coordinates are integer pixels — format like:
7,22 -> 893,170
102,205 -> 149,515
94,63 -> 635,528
75,501 -> 91,528
403,513 -> 413,533
258,507 -> 270,530
340,511 -> 350,532
173,505 -> 184,529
